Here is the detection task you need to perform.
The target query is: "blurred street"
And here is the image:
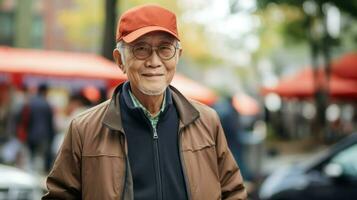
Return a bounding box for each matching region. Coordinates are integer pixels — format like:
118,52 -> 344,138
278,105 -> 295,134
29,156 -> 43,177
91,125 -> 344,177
263,138 -> 327,175
0,0 -> 357,199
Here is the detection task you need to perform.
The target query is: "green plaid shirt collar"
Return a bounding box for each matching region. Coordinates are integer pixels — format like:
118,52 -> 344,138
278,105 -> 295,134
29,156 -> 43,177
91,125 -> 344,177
128,90 -> 166,129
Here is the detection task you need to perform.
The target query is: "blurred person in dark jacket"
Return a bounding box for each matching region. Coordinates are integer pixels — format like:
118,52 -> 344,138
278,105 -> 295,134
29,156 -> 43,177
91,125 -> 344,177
27,83 -> 55,172
43,4 -> 247,200
0,83 -> 12,144
213,96 -> 251,181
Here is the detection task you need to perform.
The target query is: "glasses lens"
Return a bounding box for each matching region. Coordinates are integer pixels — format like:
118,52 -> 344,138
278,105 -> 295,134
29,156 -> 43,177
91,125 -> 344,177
132,43 -> 151,59
132,42 -> 177,60
158,44 -> 175,59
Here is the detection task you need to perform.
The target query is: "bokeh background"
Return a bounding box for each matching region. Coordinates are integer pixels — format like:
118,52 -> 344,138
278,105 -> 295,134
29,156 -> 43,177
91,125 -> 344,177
0,0 -> 356,199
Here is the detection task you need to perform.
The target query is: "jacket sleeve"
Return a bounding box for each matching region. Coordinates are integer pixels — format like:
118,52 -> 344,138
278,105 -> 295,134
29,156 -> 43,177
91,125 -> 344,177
42,120 -> 82,200
214,112 -> 247,200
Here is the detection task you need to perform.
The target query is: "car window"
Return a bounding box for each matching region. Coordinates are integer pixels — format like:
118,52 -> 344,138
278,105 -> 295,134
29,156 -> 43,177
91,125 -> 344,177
330,144 -> 357,177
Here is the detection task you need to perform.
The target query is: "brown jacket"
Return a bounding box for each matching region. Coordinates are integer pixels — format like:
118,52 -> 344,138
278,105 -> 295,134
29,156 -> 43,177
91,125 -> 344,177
43,85 -> 247,200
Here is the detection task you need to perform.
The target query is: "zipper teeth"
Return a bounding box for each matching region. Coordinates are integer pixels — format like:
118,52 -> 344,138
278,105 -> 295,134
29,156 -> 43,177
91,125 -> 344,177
178,128 -> 192,200
153,127 -> 163,200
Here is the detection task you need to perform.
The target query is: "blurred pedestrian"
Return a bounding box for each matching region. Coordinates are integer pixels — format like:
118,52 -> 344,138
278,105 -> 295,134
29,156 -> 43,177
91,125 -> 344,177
0,83 -> 12,144
26,83 -> 55,172
52,92 -> 89,156
43,4 -> 247,200
0,83 -> 19,164
14,84 -> 31,144
213,96 -> 251,181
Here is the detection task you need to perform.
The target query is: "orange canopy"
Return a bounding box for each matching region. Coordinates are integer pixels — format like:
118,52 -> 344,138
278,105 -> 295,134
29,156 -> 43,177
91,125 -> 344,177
0,46 -> 217,105
171,74 -> 218,105
0,46 -> 126,88
232,93 -> 260,116
261,68 -> 357,99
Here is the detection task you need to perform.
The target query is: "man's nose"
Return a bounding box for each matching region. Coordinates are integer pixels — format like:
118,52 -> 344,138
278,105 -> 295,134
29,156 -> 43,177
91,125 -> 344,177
146,49 -> 162,68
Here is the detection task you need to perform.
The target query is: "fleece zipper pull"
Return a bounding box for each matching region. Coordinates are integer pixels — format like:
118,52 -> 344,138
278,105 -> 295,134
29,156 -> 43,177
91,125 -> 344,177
153,127 -> 158,139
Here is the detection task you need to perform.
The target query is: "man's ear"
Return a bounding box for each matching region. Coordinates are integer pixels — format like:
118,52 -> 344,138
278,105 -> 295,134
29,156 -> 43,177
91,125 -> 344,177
113,49 -> 125,73
175,48 -> 183,63
178,48 -> 183,57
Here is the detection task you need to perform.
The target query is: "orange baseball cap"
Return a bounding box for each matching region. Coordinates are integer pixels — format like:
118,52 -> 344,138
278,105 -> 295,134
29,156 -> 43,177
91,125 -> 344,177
116,4 -> 180,43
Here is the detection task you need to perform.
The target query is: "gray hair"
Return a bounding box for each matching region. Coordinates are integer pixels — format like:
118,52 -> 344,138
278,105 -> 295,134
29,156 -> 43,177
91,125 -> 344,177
116,41 -> 126,65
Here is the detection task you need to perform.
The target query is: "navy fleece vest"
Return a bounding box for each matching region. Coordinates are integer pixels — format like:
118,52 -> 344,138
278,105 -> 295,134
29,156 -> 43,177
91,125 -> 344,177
119,83 -> 187,200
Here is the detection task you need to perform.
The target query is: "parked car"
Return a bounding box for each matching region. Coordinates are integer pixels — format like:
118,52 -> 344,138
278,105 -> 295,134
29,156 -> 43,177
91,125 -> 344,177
259,133 -> 357,200
0,164 -> 44,200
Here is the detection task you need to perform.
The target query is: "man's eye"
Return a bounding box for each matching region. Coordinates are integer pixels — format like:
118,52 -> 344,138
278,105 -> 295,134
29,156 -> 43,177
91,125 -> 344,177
159,45 -> 171,50
135,46 -> 148,50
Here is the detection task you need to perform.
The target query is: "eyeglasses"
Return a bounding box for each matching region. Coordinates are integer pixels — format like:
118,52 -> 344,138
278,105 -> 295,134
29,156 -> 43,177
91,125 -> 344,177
123,42 -> 180,60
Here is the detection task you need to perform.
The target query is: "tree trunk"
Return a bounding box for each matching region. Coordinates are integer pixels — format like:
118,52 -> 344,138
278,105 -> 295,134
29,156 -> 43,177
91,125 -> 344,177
102,0 -> 118,60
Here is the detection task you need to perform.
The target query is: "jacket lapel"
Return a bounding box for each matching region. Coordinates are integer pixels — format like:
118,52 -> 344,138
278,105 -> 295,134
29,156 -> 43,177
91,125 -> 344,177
169,85 -> 200,127
102,84 -> 125,132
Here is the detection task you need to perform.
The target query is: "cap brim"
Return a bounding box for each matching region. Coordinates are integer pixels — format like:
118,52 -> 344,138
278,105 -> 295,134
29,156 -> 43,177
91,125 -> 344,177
122,26 -> 180,43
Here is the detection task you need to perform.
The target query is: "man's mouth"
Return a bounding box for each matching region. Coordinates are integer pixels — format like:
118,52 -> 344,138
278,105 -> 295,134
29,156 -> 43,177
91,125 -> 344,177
142,73 -> 164,77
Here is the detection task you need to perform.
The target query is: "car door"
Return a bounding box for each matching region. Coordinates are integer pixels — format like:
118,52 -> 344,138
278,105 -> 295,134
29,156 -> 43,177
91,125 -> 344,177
306,143 -> 357,200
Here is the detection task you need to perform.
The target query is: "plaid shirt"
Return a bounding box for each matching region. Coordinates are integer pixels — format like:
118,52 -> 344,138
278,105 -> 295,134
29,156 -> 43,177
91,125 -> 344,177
128,90 -> 166,129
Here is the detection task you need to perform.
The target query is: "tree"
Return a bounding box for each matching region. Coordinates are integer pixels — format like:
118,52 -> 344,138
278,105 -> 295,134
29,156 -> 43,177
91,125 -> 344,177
14,0 -> 33,48
257,0 -> 357,18
102,0 -> 118,60
57,0 -> 104,52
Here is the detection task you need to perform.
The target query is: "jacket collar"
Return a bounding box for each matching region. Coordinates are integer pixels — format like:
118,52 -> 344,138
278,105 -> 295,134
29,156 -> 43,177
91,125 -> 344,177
102,84 -> 125,132
169,85 -> 200,126
102,82 -> 200,132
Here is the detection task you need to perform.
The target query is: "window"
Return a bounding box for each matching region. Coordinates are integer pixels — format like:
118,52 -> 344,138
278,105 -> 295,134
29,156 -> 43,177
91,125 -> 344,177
330,143 -> 357,177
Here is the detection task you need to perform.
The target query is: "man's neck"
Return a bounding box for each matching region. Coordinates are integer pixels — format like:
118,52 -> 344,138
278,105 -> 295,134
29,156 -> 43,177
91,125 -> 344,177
130,86 -> 164,116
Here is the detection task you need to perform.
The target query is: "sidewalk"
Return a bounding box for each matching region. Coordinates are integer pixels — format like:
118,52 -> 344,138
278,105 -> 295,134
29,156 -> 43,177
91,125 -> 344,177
262,138 -> 328,175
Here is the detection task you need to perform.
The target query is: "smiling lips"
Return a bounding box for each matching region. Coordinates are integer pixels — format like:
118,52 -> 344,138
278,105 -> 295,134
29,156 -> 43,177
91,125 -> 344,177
142,73 -> 164,77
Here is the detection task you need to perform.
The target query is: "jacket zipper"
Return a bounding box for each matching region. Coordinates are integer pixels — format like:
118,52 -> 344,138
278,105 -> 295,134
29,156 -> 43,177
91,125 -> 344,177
153,126 -> 163,200
119,121 -> 193,200
178,127 -> 192,200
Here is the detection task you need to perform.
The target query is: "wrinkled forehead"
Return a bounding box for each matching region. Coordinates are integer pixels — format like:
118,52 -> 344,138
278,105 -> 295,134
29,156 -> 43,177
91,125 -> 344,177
130,31 -> 176,45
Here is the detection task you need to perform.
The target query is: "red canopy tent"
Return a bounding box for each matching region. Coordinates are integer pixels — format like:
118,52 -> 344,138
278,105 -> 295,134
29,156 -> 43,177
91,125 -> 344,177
0,46 -> 217,105
261,68 -> 357,99
331,52 -> 357,79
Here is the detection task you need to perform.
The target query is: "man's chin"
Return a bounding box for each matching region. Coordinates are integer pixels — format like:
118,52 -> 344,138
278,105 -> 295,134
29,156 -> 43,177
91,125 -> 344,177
139,86 -> 167,96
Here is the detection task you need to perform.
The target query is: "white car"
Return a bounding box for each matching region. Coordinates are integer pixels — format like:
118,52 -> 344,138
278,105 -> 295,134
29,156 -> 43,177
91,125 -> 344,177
0,164 -> 44,200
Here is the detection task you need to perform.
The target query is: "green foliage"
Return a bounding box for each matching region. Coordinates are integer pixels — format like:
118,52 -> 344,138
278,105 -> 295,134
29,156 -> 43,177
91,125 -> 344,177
14,0 -> 33,48
258,4 -> 307,46
257,0 -> 357,19
180,23 -> 222,66
254,0 -> 357,57
257,0 -> 301,9
282,17 -> 308,44
120,0 -> 180,13
254,4 -> 301,58
333,1 -> 357,18
57,0 -> 104,50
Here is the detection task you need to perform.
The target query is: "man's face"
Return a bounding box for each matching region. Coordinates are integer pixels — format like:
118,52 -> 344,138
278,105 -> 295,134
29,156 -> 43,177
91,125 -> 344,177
117,32 -> 181,96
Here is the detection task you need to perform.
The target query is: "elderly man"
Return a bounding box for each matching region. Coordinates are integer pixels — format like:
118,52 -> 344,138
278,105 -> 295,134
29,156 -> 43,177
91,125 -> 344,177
43,4 -> 247,200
